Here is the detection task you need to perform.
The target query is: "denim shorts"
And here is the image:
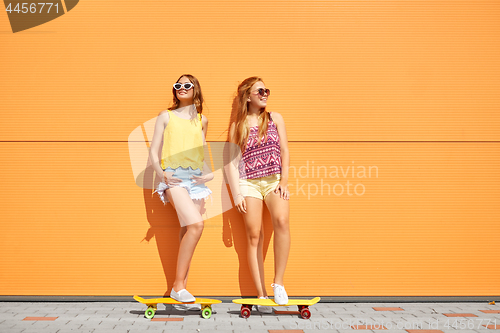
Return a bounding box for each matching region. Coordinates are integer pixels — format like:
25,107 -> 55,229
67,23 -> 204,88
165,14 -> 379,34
154,166 -> 212,204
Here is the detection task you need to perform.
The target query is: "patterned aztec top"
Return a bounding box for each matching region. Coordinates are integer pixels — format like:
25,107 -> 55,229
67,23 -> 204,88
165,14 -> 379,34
239,113 -> 282,179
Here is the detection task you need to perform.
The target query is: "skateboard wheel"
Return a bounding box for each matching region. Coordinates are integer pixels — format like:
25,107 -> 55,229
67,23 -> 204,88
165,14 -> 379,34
240,305 -> 251,319
300,308 -> 311,320
145,307 -> 156,319
201,306 -> 212,319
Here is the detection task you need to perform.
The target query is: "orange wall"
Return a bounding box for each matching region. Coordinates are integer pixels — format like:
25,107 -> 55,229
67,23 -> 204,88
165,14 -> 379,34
1,1 -> 499,296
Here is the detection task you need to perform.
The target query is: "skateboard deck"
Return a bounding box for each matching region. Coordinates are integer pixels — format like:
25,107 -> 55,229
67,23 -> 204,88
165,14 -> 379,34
134,295 -> 222,319
232,297 -> 320,319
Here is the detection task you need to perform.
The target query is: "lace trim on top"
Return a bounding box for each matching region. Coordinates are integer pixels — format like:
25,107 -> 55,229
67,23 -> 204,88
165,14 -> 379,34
160,160 -> 204,171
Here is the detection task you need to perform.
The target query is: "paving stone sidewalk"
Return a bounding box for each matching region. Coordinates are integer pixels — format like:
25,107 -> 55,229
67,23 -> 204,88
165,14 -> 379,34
0,301 -> 499,333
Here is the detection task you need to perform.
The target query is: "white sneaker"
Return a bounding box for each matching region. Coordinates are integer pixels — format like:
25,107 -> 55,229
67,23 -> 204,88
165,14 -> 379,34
172,303 -> 201,311
170,288 -> 196,303
256,296 -> 273,314
271,283 -> 288,305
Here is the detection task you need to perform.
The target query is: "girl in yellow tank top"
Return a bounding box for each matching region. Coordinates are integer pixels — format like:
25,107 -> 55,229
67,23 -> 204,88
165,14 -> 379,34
160,109 -> 204,171
148,74 -> 213,304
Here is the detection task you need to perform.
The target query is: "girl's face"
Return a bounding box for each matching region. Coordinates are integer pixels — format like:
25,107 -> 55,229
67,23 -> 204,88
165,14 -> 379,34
247,81 -> 268,109
175,76 -> 194,102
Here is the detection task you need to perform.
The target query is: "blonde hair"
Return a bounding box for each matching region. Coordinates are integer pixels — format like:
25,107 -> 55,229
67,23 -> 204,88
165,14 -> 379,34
169,74 -> 204,113
231,76 -> 270,152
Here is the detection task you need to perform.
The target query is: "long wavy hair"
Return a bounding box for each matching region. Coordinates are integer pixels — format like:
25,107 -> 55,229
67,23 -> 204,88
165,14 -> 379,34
231,76 -> 270,152
169,74 -> 204,114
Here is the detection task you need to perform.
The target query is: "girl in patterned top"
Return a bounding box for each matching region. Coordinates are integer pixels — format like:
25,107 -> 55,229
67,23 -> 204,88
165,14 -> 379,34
227,77 -> 291,310
149,74 -> 213,305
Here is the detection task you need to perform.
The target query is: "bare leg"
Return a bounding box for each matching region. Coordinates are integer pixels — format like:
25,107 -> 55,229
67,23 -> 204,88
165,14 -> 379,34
168,197 -> 189,285
178,226 -> 189,285
166,187 -> 204,292
264,191 -> 290,286
256,226 -> 267,296
241,197 -> 268,297
175,202 -> 204,287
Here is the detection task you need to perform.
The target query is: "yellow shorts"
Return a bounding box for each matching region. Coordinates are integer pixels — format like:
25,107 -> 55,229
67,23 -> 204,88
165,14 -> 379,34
239,173 -> 281,200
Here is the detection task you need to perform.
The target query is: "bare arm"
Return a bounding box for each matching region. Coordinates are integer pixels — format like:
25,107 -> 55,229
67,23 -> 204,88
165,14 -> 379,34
225,123 -> 246,212
149,111 -> 169,181
271,112 -> 290,200
201,115 -> 212,174
192,114 -> 214,184
202,114 -> 208,139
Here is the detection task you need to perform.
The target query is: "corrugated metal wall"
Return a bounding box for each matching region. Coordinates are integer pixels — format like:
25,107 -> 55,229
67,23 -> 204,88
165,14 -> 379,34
1,1 -> 499,296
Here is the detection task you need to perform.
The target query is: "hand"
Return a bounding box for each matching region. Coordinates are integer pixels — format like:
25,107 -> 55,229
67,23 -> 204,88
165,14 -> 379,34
274,181 -> 290,200
163,171 -> 182,187
191,172 -> 214,185
235,194 -> 247,214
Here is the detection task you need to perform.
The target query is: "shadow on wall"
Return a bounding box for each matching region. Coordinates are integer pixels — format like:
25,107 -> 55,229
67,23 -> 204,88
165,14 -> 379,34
141,159 -> 180,297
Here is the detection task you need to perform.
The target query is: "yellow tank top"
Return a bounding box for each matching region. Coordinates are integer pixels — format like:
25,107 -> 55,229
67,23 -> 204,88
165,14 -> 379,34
161,110 -> 204,170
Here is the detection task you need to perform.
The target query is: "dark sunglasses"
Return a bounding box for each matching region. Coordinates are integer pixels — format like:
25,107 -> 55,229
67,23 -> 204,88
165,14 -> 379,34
173,82 -> 194,90
252,88 -> 270,97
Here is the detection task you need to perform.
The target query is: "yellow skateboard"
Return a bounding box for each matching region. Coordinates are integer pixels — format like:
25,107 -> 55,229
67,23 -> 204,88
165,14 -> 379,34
232,297 -> 321,319
134,295 -> 222,319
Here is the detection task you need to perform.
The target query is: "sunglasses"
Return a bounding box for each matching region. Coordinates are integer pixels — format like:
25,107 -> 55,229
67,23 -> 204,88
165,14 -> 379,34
252,88 -> 270,97
173,82 -> 194,90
